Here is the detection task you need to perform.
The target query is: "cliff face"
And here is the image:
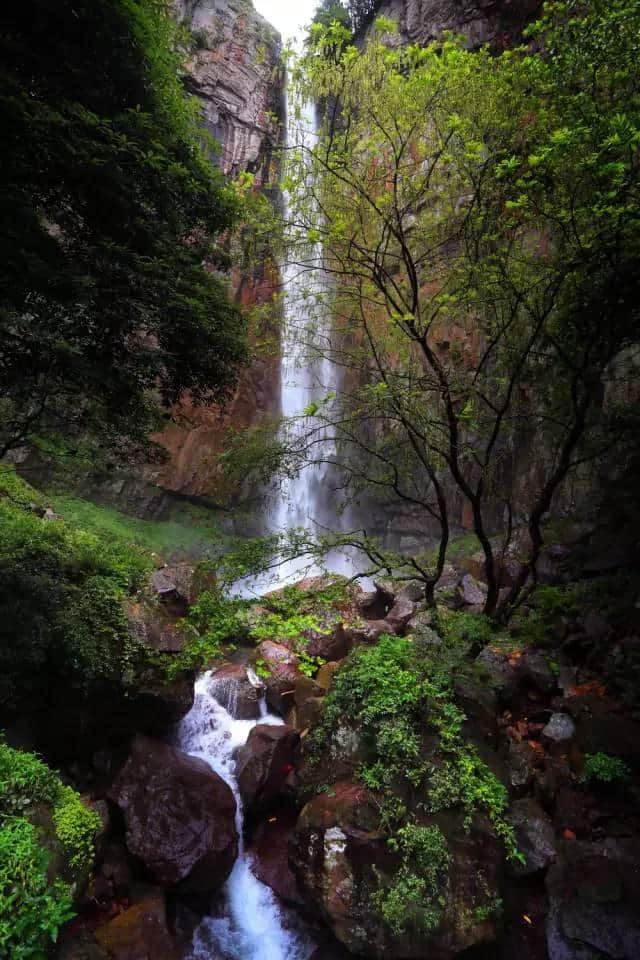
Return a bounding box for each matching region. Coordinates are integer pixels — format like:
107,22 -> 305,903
367,0 -> 541,50
144,0 -> 283,501
175,0 -> 282,183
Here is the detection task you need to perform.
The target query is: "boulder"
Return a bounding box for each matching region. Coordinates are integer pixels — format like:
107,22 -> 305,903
507,798 -> 557,876
305,619 -> 352,661
518,651 -> 558,695
251,640 -> 302,714
345,619 -> 390,645
396,580 -> 426,603
542,713 -> 576,744
126,601 -> 188,653
506,740 -> 537,794
357,589 -> 388,620
291,782 -> 504,959
207,663 -> 264,720
108,735 -> 237,892
316,660 -> 342,691
93,895 -> 180,960
288,673 -> 326,732
248,811 -> 305,906
150,563 -> 194,615
384,597 -> 418,634
457,574 -> 488,607
546,838 -> 640,960
236,723 -> 300,811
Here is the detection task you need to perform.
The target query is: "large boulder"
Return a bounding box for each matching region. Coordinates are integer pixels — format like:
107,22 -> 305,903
207,663 -> 264,720
546,838 -> 640,960
235,723 -> 300,812
248,811 -> 306,906
506,798 -> 557,877
108,735 -> 237,892
291,781 -> 504,959
93,895 -> 180,960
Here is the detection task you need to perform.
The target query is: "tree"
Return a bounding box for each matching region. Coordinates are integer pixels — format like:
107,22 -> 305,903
0,0 -> 247,463
272,3 -> 640,616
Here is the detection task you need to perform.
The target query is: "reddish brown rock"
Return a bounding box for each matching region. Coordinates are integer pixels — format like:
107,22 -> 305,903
236,723 -> 300,811
251,640 -> 302,714
108,735 -> 237,892
316,660 -> 342,691
249,811 -> 305,907
93,896 -> 180,960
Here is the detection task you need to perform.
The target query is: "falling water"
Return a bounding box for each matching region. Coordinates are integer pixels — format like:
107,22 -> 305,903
180,672 -> 316,960
180,84 -> 353,960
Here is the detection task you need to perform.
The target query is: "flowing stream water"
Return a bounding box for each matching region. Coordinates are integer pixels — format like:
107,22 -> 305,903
177,93 -> 347,960
179,672 -> 315,959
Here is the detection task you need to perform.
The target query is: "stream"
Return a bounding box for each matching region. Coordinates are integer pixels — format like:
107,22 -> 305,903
179,672 -> 315,959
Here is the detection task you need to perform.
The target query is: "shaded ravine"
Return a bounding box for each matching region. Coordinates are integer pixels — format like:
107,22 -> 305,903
179,671 -> 315,959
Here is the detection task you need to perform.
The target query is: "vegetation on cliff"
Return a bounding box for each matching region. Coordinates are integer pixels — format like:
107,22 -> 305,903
238,0 -> 640,617
0,0 -> 246,464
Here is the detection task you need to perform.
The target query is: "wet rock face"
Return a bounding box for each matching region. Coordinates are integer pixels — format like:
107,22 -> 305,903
235,722 -> 300,812
108,735 -> 237,892
207,663 -> 264,719
546,838 -> 640,960
291,782 -> 503,959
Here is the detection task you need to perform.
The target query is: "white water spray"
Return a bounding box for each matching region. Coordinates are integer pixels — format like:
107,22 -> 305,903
180,672 -> 315,960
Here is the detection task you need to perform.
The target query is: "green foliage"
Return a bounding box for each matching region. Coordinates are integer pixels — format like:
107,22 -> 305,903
0,743 -> 59,814
0,819 -> 73,960
309,633 -> 519,849
374,824 -> 450,936
583,752 -> 631,784
168,589 -> 243,679
0,0 -> 246,461
0,471 -> 151,714
0,743 -> 101,957
514,584 -> 583,647
52,786 -> 102,871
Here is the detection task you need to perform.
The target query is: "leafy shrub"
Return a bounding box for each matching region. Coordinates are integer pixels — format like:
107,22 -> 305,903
0,818 -> 74,959
374,824 -> 451,935
0,743 -> 101,958
168,589 -> 243,679
53,786 -> 101,871
0,469 -> 151,713
583,752 -> 630,784
306,630 -> 522,932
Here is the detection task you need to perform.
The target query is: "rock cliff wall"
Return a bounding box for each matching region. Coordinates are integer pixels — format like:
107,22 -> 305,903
145,0 -> 284,501
365,0 -> 541,50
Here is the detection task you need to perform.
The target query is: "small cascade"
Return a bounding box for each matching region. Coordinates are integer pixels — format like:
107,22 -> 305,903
179,672 -> 316,960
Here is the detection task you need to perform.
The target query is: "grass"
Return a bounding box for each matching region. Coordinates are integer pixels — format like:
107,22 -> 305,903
50,494 -> 226,560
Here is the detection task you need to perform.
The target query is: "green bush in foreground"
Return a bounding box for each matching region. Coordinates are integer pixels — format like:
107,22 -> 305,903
0,742 -> 101,957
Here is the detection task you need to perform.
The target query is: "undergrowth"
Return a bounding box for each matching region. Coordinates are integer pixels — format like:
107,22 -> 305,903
304,628 -> 521,936
0,743 -> 101,958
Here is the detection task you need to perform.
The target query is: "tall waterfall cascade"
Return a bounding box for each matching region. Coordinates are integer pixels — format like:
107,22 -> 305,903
179,87 -> 352,960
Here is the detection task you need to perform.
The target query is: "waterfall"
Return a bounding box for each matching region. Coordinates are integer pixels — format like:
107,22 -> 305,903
180,672 -> 315,960
238,96 -> 359,595
180,78 -> 354,960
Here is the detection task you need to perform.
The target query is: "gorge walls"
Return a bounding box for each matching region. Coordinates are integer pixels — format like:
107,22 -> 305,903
143,0 -> 284,502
